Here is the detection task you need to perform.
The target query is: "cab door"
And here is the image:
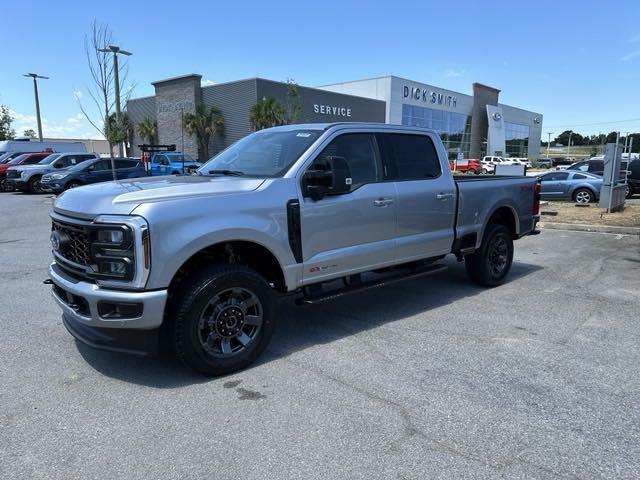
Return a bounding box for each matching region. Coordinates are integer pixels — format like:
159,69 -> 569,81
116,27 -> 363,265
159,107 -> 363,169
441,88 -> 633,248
539,171 -> 569,199
299,132 -> 397,284
379,132 -> 456,260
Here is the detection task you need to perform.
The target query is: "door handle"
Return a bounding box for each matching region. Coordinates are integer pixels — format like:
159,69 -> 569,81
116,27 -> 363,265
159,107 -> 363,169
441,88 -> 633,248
436,192 -> 454,200
374,197 -> 394,207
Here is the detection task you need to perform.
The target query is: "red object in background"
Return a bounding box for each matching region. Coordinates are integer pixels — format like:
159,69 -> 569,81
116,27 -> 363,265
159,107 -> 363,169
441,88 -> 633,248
450,159 -> 481,174
0,152 -> 52,174
532,181 -> 541,215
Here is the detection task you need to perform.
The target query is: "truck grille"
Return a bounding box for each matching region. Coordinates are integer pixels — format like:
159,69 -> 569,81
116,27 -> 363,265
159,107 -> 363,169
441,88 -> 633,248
6,170 -> 19,179
51,220 -> 91,266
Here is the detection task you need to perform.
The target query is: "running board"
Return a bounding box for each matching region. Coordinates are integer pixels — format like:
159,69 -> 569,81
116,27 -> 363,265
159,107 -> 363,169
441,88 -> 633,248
297,264 -> 447,305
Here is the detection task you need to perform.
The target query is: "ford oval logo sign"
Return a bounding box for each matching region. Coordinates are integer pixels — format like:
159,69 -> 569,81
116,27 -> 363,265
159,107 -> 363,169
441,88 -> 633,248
492,112 -> 502,121
50,231 -> 62,252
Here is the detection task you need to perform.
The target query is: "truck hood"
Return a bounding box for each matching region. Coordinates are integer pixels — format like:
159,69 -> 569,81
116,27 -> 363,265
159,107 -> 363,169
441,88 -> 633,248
11,164 -> 51,173
53,175 -> 266,218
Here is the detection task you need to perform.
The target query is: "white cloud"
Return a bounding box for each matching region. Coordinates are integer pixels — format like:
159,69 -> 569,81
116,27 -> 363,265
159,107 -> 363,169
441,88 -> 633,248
9,108 -> 98,139
621,49 -> 640,61
443,68 -> 464,78
201,79 -> 215,86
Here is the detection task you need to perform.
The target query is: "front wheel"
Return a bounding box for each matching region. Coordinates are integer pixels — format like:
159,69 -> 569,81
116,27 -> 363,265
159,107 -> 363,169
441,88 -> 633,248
573,188 -> 594,204
172,264 -> 275,376
65,181 -> 82,190
465,224 -> 514,287
28,176 -> 42,194
625,184 -> 634,199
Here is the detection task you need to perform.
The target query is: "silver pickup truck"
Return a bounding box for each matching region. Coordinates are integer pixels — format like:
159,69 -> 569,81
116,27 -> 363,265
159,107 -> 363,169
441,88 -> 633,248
48,123 -> 540,375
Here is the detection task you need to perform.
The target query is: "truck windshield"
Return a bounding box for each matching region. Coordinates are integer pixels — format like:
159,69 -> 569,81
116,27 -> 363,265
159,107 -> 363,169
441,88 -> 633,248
198,129 -> 322,177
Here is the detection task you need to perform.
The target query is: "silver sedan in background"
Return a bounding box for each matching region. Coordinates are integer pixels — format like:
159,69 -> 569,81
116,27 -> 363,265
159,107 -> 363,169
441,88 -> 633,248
537,170 -> 603,203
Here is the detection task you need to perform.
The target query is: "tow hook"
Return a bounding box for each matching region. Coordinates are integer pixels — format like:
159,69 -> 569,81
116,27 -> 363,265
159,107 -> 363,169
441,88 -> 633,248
43,279 -> 53,285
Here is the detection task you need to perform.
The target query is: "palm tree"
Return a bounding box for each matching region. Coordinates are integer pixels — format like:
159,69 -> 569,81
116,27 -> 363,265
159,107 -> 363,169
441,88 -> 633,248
136,117 -> 157,145
183,104 -> 224,161
249,97 -> 285,131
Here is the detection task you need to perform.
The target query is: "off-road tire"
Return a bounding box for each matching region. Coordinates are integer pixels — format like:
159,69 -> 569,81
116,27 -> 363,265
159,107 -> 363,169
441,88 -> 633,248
172,264 -> 275,376
465,224 -> 514,287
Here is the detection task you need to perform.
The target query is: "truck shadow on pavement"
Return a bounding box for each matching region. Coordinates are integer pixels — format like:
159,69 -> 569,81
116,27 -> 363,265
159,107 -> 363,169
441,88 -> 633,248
76,257 -> 542,388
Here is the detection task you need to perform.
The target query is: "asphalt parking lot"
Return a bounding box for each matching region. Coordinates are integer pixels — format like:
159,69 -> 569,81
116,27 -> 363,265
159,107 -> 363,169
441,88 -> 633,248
1,193 -> 639,480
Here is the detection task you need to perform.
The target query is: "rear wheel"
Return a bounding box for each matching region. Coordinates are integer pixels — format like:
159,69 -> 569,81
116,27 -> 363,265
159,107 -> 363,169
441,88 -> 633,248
573,188 -> 594,204
172,264 -> 275,376
465,224 -> 514,287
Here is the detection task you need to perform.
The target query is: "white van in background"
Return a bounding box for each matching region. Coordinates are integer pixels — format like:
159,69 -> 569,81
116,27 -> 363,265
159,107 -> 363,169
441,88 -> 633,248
0,139 -> 86,162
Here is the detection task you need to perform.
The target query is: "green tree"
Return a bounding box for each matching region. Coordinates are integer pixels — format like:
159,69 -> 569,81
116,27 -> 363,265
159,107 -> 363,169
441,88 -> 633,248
136,117 -> 157,144
183,104 -> 225,161
23,128 -> 37,138
249,97 -> 286,131
105,113 -> 129,147
284,78 -> 302,124
0,105 -> 15,140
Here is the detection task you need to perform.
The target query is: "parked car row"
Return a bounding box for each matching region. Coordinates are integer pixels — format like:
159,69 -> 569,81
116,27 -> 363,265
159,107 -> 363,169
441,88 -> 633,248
1,149 -> 203,195
537,158 -> 640,202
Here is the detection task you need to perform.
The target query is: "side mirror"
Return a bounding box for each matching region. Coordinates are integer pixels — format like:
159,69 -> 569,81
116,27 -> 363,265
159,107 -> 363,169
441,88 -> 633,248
303,156 -> 352,200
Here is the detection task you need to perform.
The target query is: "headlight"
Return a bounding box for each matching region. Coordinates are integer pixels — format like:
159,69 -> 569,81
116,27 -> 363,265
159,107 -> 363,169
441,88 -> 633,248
90,215 -> 150,289
50,173 -> 68,180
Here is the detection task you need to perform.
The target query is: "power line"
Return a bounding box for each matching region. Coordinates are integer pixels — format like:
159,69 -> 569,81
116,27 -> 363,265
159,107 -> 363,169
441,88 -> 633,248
543,117 -> 640,129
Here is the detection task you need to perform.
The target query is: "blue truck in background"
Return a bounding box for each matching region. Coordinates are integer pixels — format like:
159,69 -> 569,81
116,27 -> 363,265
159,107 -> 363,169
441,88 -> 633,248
147,152 -> 202,176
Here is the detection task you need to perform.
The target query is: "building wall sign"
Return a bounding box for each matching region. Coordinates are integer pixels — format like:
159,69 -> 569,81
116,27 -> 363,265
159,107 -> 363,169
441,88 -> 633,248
313,104 -> 352,117
157,100 -> 194,114
403,85 -> 457,108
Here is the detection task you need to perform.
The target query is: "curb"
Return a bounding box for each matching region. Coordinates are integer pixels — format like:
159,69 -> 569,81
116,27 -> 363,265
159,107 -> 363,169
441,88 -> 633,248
539,222 -> 640,235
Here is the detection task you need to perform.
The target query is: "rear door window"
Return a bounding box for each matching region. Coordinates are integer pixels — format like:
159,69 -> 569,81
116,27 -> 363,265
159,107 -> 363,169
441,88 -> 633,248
381,133 -> 441,180
115,159 -> 137,169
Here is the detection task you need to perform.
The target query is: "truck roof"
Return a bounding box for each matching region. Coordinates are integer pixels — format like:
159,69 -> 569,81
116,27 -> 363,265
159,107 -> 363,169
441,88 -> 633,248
264,122 -> 439,135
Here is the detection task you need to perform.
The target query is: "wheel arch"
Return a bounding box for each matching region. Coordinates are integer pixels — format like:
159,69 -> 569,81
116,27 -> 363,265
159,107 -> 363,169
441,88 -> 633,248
483,205 -> 519,240
167,239 -> 288,299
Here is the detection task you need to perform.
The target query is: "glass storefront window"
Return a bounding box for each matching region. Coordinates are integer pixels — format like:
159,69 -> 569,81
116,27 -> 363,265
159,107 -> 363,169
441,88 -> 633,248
401,104 -> 471,160
504,122 -> 530,158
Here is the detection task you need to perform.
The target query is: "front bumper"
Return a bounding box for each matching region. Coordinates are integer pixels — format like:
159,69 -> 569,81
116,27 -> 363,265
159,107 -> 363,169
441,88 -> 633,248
6,179 -> 27,190
49,262 -> 167,330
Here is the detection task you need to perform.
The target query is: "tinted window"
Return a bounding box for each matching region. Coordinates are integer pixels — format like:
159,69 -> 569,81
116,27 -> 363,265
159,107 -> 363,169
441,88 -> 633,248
313,134 -> 380,190
573,173 -> 588,179
115,159 -> 137,169
155,155 -> 168,165
57,154 -> 87,168
91,160 -> 112,171
385,134 -> 440,180
588,161 -> 604,172
38,154 -> 62,165
541,172 -> 569,181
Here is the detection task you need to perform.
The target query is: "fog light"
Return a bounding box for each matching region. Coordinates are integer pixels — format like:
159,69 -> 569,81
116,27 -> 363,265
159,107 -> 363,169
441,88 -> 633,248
97,229 -> 124,244
98,261 -> 127,275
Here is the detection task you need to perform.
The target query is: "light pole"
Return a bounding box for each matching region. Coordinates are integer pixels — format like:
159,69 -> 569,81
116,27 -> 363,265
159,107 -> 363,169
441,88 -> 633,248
23,73 -> 49,142
180,107 -> 185,175
546,132 -> 553,158
98,45 -> 132,158
567,131 -> 573,158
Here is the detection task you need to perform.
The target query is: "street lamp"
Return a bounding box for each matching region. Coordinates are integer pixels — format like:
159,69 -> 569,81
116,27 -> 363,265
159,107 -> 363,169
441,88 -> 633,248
98,44 -> 132,158
546,132 -> 553,158
23,73 -> 49,142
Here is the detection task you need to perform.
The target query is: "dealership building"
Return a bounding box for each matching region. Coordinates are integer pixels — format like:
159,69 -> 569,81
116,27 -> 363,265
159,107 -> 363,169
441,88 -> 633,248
127,73 -> 542,161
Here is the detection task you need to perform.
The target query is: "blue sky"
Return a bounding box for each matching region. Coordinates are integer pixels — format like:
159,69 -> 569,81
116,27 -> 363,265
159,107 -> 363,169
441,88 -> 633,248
2,0 -> 640,139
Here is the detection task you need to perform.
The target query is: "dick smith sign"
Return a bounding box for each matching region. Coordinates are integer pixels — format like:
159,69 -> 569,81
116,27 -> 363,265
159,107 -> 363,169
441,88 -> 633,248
158,100 -> 194,114
403,85 -> 457,108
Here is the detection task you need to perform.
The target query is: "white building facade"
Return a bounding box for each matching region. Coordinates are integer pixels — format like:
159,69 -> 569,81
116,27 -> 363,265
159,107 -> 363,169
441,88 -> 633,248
320,75 -> 542,160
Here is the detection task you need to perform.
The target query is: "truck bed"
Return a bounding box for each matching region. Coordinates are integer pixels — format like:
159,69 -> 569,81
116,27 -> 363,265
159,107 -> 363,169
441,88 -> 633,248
453,174 -> 538,249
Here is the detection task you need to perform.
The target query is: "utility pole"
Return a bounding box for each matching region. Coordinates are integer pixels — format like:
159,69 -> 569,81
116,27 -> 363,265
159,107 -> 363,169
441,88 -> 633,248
98,45 -> 132,159
567,131 -> 573,158
180,106 -> 185,175
546,132 -> 553,158
23,73 -> 49,142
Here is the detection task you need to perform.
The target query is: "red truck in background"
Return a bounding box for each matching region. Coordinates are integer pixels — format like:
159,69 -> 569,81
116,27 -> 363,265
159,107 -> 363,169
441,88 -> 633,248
449,158 -> 483,175
0,152 -> 52,191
